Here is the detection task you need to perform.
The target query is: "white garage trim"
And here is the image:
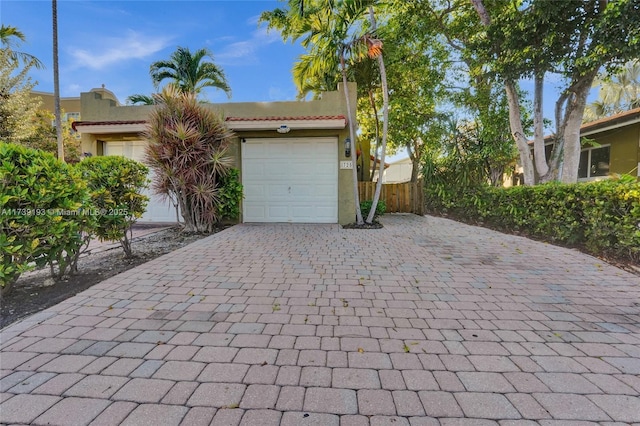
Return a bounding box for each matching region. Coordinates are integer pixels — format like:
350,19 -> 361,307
242,137 -> 338,223
227,115 -> 346,131
103,141 -> 178,223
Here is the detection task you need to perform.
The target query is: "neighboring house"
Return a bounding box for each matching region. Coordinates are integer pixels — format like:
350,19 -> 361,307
382,157 -> 412,183
365,154 -> 391,183
30,87 -> 119,141
30,90 -> 83,118
532,107 -> 640,182
72,83 -> 366,225
577,107 -> 640,180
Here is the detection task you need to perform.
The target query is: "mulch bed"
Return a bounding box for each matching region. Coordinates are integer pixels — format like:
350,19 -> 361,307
0,226 -> 215,328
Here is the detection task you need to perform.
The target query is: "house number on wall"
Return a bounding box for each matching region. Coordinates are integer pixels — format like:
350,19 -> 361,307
340,161 -> 353,169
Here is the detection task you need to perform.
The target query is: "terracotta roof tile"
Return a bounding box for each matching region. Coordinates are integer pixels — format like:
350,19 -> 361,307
72,120 -> 146,131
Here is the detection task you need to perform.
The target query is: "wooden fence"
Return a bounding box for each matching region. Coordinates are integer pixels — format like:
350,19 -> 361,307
358,180 -> 424,215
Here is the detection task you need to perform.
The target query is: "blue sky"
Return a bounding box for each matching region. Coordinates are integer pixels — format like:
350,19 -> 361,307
3,0 -> 598,159
3,0 -> 305,103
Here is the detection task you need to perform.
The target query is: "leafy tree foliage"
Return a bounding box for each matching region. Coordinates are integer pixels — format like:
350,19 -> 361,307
0,24 -> 44,69
75,156 -> 149,257
0,49 -> 41,143
0,143 -> 93,294
19,109 -> 82,162
469,0 -> 640,184
584,58 -> 640,122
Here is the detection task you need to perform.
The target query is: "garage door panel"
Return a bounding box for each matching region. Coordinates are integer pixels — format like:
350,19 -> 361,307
313,184 -> 337,197
268,184 -> 290,198
244,204 -> 266,221
268,205 -> 289,220
244,185 -> 265,198
243,163 -> 266,179
242,137 -> 338,223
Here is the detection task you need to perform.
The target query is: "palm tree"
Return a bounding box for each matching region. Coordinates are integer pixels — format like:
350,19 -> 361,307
52,0 -> 64,162
126,94 -> 156,105
0,24 -> 44,69
150,47 -> 231,98
584,59 -> 640,122
261,0 -> 384,225
363,7 -> 389,224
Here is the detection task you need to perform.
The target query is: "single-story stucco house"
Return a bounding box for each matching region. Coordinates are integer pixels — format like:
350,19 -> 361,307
529,107 -> 640,183
576,107 -> 640,180
72,83 -> 368,225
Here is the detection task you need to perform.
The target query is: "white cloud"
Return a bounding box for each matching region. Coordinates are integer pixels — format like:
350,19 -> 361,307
69,30 -> 171,70
216,25 -> 281,65
66,83 -> 81,94
268,86 -> 296,101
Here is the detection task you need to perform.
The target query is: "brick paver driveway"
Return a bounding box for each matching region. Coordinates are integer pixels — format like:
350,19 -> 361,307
2,214 -> 639,425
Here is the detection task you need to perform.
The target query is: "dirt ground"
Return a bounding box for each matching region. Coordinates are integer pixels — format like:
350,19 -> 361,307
0,226 -> 213,329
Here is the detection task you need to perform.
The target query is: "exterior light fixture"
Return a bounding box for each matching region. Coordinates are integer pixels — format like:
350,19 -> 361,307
277,125 -> 291,134
344,137 -> 351,157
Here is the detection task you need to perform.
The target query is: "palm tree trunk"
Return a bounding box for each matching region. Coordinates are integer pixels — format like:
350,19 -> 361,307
52,0 -> 64,162
366,6 -> 389,224
340,51 -> 363,225
369,89 -> 380,182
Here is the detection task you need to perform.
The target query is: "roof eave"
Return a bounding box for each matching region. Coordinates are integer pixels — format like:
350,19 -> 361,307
228,118 -> 347,131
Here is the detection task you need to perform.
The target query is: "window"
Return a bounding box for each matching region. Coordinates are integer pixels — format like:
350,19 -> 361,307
64,112 -> 80,121
578,145 -> 610,179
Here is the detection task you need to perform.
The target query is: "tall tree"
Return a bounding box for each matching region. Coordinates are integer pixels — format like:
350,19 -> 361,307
584,58 -> 640,122
52,0 -> 64,162
361,0 -> 450,184
0,49 -> 41,142
150,47 -> 231,98
0,24 -> 44,69
469,0 -> 640,184
363,6 -> 389,224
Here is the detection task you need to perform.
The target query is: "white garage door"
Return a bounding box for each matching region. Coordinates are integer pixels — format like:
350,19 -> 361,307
103,141 -> 178,223
242,137 -> 338,223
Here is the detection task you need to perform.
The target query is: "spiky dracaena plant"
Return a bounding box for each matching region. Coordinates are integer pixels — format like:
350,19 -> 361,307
144,85 -> 235,232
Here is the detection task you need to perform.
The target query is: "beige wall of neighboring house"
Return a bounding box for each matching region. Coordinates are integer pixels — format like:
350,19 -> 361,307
74,83 -> 363,225
382,157 -> 413,183
30,91 -> 81,116
579,107 -> 640,179
529,107 -> 640,183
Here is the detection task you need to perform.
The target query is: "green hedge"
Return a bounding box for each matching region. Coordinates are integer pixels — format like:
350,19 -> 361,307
75,156 -> 149,257
0,143 -> 93,294
217,168 -> 243,222
424,177 -> 640,263
361,199 -> 387,221
1,144 -> 152,295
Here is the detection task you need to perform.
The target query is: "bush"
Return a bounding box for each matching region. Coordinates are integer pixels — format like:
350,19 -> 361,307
75,156 -> 149,257
218,168 -> 243,222
145,86 -> 235,233
0,143 -> 93,294
424,177 -> 640,263
360,200 -> 387,220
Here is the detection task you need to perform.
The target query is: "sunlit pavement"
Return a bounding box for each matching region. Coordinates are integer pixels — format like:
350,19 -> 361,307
1,214 -> 639,425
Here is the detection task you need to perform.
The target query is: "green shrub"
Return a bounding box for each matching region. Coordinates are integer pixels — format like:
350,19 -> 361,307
218,168 -> 243,222
360,200 -> 387,220
75,156 -> 149,257
145,86 -> 235,233
0,143 -> 93,294
424,177 -> 640,263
